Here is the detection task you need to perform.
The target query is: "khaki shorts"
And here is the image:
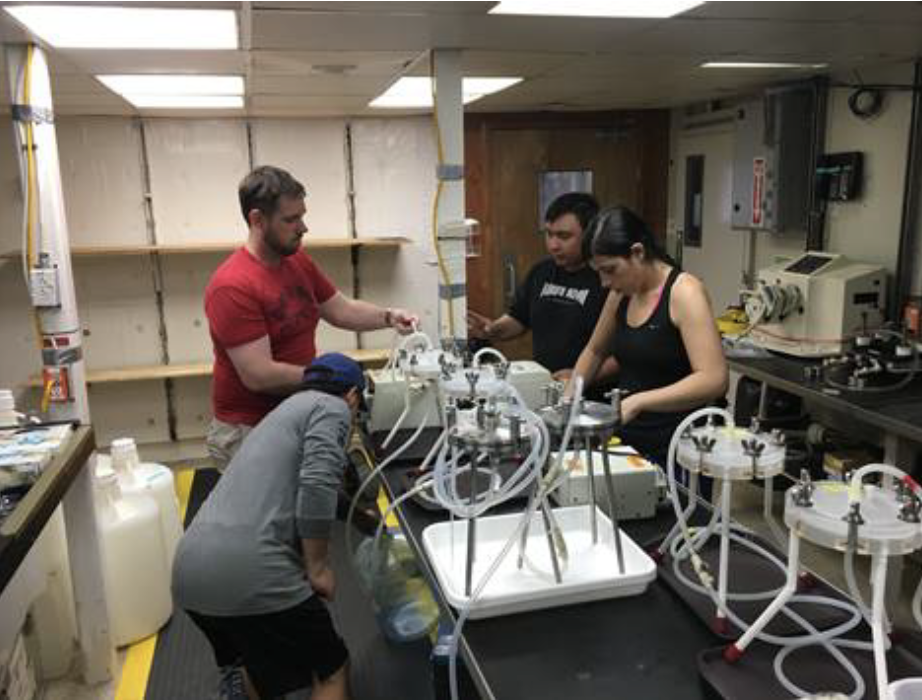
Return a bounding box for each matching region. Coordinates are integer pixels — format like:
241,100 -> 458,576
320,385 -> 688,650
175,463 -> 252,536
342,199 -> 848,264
206,418 -> 253,472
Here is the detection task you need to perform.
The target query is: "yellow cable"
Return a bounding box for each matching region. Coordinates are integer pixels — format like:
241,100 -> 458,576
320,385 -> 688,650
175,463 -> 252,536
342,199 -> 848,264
22,45 -> 43,351
40,378 -> 53,413
429,53 -> 456,338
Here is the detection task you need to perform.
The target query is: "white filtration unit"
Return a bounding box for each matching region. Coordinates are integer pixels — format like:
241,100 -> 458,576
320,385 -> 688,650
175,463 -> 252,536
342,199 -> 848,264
367,359 -> 551,433
745,251 -> 887,357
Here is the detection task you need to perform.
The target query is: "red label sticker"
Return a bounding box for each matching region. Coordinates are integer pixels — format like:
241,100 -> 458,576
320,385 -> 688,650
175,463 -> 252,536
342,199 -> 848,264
752,157 -> 765,226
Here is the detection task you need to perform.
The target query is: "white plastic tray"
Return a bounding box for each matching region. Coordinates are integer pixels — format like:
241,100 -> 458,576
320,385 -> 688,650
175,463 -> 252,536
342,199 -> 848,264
421,505 -> 656,619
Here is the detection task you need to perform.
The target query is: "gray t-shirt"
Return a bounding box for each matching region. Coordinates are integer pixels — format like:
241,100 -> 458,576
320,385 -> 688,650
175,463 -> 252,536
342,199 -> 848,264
172,390 -> 351,616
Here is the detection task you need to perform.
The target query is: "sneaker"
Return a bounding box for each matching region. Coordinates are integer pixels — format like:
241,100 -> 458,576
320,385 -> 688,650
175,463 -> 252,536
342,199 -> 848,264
215,665 -> 248,700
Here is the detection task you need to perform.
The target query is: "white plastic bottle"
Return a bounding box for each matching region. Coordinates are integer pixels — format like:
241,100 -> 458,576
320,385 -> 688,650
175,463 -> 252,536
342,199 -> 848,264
95,468 -> 172,646
109,437 -> 184,563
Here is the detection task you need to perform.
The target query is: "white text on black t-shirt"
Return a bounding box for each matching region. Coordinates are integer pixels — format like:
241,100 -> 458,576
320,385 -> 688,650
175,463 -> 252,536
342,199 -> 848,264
538,282 -> 590,306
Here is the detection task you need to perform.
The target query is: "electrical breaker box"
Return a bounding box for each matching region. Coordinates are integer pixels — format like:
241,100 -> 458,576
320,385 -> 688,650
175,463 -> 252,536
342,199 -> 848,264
731,86 -> 815,233
29,266 -> 60,307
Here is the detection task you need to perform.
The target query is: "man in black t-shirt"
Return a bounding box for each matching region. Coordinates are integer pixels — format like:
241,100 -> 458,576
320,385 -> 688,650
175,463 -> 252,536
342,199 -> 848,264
468,192 -> 617,388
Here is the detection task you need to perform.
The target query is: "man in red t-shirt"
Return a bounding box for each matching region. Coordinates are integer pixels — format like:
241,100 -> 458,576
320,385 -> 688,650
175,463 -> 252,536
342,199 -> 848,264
205,165 -> 417,469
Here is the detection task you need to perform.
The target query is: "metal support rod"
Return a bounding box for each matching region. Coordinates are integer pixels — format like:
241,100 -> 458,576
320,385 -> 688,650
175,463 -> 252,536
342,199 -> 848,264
600,446 -> 626,574
584,436 -> 598,544
465,449 -> 478,597
540,498 -> 563,584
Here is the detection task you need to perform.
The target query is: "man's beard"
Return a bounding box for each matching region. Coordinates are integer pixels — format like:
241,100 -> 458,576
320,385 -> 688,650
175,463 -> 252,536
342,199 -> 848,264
265,228 -> 300,257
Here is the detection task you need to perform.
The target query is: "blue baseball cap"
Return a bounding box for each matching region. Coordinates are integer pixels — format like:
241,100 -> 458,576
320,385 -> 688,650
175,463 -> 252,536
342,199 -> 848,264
304,352 -> 366,396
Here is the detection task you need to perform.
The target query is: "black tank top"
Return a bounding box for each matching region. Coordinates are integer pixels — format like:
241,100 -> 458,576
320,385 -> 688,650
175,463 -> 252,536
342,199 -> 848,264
611,266 -> 693,463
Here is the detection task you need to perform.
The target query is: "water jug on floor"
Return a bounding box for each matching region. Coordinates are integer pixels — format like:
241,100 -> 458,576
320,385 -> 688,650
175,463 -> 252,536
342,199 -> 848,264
109,437 -> 184,563
95,468 -> 172,646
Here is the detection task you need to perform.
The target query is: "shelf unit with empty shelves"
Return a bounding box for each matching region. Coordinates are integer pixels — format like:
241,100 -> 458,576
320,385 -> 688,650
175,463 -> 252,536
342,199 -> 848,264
11,235 -> 408,449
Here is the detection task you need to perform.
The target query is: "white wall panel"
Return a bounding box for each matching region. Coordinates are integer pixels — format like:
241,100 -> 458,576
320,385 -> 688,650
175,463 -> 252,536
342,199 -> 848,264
160,252 -> 225,364
0,263 -> 42,393
310,249 -> 358,352
87,382 -> 169,447
56,117 -> 148,247
250,119 -> 350,238
350,117 -> 438,344
822,64 -> 912,273
0,117 -> 22,253
672,126 -> 745,312
144,119 -> 250,244
172,376 -> 212,441
351,116 -> 436,238
72,257 -> 162,369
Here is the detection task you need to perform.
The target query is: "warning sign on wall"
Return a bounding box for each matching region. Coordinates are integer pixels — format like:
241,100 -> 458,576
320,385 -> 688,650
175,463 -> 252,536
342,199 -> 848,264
752,157 -> 766,227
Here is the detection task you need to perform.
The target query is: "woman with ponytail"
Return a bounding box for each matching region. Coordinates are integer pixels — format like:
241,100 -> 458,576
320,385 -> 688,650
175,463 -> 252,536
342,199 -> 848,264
570,206 -> 728,467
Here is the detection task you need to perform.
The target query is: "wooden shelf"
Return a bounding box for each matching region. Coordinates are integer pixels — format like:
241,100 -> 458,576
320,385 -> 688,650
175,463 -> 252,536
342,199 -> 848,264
26,348 -> 390,386
0,237 -> 410,260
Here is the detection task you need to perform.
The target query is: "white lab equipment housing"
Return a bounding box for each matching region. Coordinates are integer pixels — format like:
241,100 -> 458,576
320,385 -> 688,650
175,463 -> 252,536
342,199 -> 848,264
367,359 -> 551,433
746,252 -> 887,357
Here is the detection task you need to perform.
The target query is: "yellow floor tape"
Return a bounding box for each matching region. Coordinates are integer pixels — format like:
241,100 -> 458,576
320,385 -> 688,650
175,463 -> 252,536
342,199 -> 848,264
113,467 -> 194,700
377,486 -> 400,529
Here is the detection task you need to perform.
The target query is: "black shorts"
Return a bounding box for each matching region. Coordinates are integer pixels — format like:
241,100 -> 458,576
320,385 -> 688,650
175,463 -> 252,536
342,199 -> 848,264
187,596 -> 349,698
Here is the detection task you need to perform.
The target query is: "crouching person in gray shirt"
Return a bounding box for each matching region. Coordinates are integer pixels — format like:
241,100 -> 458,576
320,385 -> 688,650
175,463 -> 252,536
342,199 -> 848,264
172,352 -> 366,700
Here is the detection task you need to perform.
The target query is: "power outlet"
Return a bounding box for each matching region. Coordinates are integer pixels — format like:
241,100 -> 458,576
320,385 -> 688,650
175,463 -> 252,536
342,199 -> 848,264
29,267 -> 60,308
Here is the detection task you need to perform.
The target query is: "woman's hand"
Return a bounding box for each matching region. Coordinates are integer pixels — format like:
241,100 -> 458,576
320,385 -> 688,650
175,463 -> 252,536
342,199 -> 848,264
552,368 -> 573,382
620,393 -> 646,424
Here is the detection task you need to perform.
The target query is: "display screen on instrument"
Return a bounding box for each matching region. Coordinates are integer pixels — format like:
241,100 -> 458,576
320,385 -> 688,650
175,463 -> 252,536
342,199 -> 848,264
785,254 -> 833,275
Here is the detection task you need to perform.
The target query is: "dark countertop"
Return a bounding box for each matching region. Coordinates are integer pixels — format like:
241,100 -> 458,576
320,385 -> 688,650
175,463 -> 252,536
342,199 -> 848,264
727,354 -> 922,445
0,425 -> 95,594
376,429 -> 717,700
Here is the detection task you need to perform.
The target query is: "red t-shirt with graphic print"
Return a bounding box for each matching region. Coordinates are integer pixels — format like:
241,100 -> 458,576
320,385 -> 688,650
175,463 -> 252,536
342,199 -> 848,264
205,248 -> 337,426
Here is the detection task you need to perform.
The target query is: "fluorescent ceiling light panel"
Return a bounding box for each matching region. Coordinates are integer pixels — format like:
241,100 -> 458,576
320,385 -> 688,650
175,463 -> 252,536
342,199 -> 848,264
489,0 -> 705,18
97,75 -> 245,97
3,5 -> 237,49
97,75 -> 244,109
121,95 -> 245,109
370,77 -> 522,108
702,62 -> 828,69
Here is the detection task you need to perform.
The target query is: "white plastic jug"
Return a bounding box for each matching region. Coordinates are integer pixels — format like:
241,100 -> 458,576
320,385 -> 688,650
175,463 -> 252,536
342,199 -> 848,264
95,468 -> 172,646
109,437 -> 184,563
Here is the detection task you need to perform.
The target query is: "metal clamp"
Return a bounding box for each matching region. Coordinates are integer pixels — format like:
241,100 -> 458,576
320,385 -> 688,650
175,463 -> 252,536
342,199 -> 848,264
792,468 -> 815,507
898,494 -> 922,524
603,388 -> 629,424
